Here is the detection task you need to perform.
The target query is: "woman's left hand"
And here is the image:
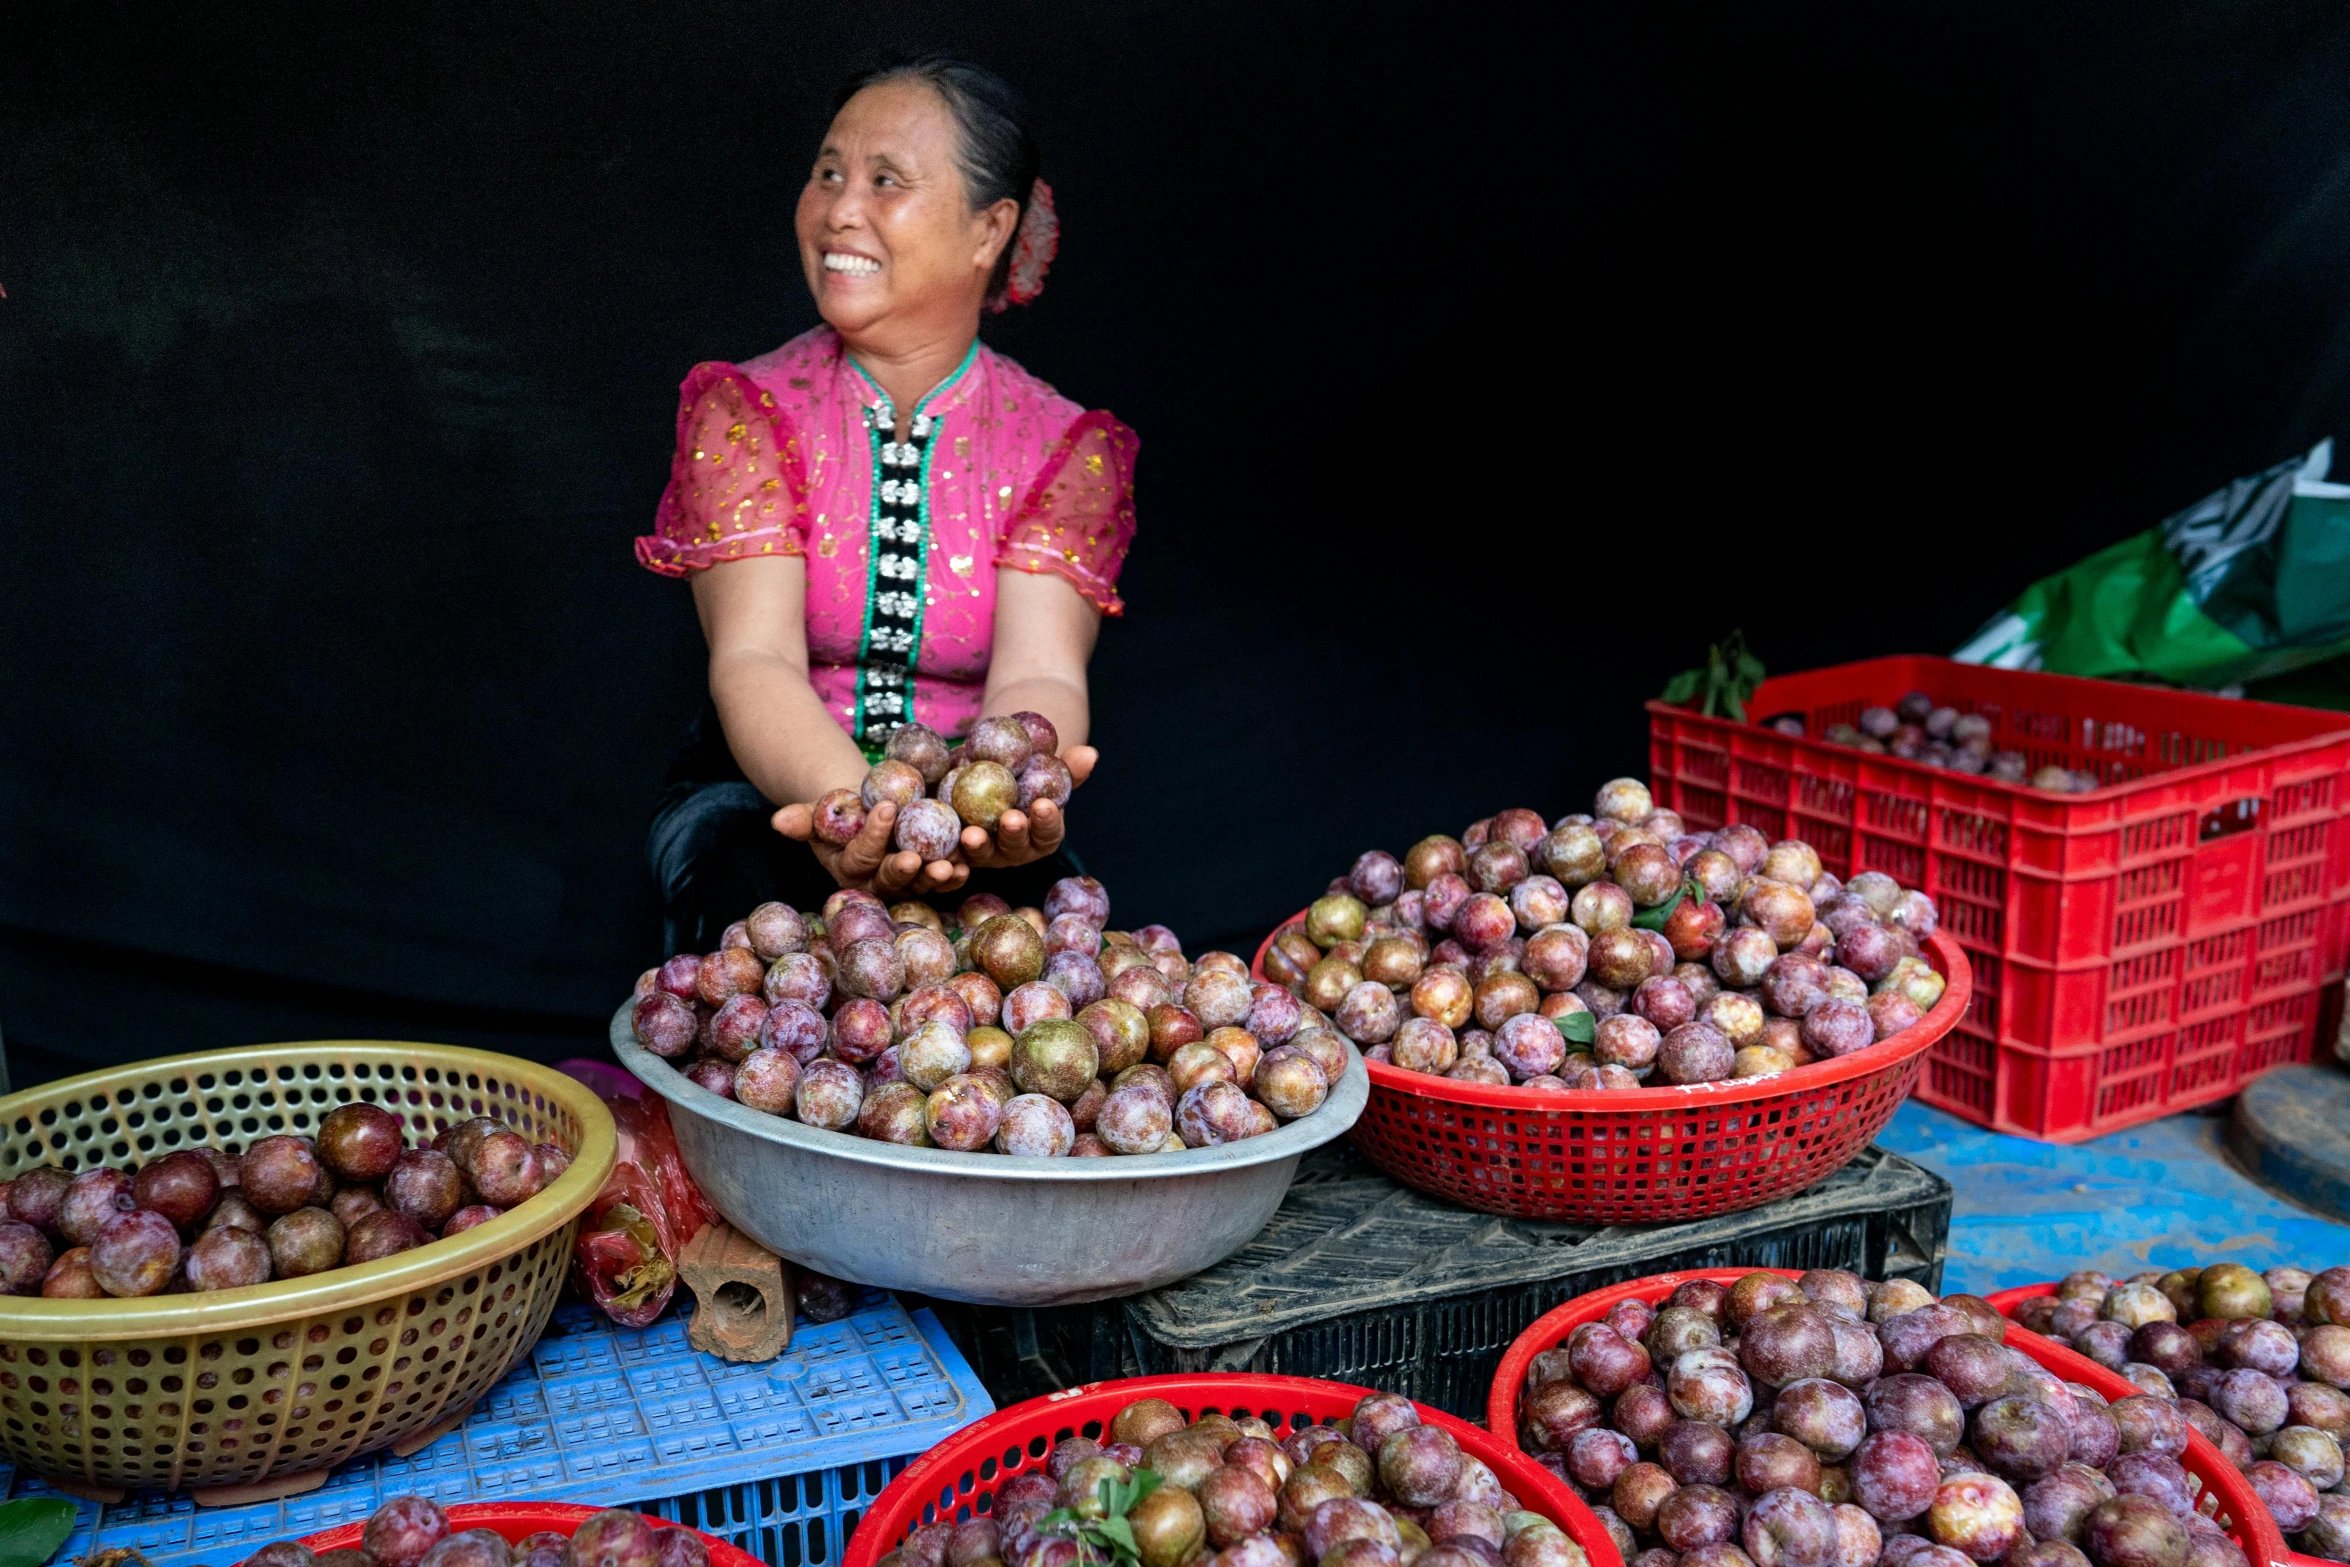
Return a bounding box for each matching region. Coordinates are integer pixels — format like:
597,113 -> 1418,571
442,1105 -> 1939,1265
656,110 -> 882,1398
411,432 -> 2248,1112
960,745 -> 1096,869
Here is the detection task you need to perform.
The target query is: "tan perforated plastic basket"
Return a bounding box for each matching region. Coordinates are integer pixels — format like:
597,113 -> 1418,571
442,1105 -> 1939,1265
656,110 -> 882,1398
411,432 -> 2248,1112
0,1042 -> 616,1496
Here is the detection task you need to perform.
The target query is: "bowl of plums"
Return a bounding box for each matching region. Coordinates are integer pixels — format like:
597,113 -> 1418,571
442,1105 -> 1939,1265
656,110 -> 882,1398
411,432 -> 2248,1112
239,1498 -> 754,1567
843,1373 -> 1613,1567
1997,1264 -> 2350,1564
1251,780 -> 1971,1225
1491,1268 -> 2286,1567
612,856 -> 1369,1307
0,1042 -> 614,1494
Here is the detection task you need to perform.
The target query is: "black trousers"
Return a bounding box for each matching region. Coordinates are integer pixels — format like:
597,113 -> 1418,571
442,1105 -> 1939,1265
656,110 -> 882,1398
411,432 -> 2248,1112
648,705 -> 1081,955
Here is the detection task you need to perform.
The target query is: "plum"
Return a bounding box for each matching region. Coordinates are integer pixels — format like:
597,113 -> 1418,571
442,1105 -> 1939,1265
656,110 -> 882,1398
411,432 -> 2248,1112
1926,1336 -> 2017,1409
83,1208 -> 176,1297
1565,1427 -> 1641,1491
2269,1424 -> 2345,1490
1880,1306 -> 1970,1372
811,788 -> 868,844
1660,1485 -> 1743,1552
1777,1378 -> 1868,1460
1554,1323 -> 1642,1400
58,1168 -> 137,1247
2109,1452 -> 2194,1518
241,1134 -> 327,1216
2301,1495 -> 2350,1563
39,1245 -> 102,1298
924,1076 -> 1004,1152
1596,1014 -> 1663,1073
346,1209 -> 430,1263
442,1204 -> 501,1237
1740,1431 -> 1824,1495
1616,1383 -> 1679,1451
265,1206 -> 346,1277
1970,1397 -> 2070,1484
203,1190 -> 268,1234
1800,1001 -> 1874,1060
314,1103 -> 406,1184
1380,1425 -> 1464,1506
466,1130 -> 546,1207
1854,1431 -> 1939,1521
1869,1375 -> 1966,1456
1134,1487 -> 1209,1567
1657,1021 -> 1736,1084
2209,1368 -> 2289,1435
1745,1486 -> 1838,1567
1745,1305 -> 1840,1388
1660,1419 -> 1736,1486
1613,1460 -> 1679,1530
1523,1379 -> 1602,1452
573,1510 -> 660,1567
1714,929 -> 1779,988
1239,1046 -> 1323,1119
1927,1473 -> 2025,1562
997,1094 -> 1077,1156
382,1148 -> 465,1229
1672,1347 -> 1757,1426
364,1498 -> 451,1567
0,1221 -> 50,1296
2080,1496 -> 2185,1567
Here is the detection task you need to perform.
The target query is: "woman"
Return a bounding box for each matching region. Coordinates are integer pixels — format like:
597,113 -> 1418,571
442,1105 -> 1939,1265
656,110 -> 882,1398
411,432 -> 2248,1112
638,58 -> 1137,952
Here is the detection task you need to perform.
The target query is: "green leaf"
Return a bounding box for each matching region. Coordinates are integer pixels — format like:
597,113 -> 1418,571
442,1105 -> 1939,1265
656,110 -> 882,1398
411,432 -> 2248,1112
1040,1510 -> 1077,1533
1631,881 -> 1691,931
1661,669 -> 1703,704
1096,1518 -> 1137,1556
1126,1470 -> 1162,1505
0,1499 -> 75,1567
1552,1011 -> 1596,1047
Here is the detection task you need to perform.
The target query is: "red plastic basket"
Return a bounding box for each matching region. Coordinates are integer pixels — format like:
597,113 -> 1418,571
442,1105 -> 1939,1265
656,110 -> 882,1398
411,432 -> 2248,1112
295,1504 -> 758,1567
1985,1282 -> 2315,1567
1249,921 -> 1969,1224
840,1372 -> 1622,1567
1648,654 -> 2350,1142
1488,1268 -> 2287,1567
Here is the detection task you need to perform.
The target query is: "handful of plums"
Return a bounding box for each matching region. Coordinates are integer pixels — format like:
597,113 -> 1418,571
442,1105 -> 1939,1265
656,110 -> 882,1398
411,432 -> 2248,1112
808,715 -> 1079,864
630,875 -> 1348,1158
1265,779 -> 1943,1092
1521,1268 -> 2253,1567
238,1497 -> 710,1567
2014,1264 -> 2350,1561
0,1104 -> 571,1300
881,1389 -> 1587,1567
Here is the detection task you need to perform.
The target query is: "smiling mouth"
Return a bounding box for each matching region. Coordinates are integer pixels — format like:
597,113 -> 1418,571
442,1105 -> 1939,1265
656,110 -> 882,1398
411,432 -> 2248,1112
823,252 -> 881,276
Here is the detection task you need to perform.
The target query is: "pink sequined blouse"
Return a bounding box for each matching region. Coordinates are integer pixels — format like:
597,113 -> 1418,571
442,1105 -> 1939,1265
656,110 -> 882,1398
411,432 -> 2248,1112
636,327 -> 1138,749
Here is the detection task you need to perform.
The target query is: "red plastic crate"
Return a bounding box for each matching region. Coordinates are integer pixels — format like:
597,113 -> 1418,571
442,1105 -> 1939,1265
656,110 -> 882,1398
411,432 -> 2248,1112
1648,655 -> 2350,1142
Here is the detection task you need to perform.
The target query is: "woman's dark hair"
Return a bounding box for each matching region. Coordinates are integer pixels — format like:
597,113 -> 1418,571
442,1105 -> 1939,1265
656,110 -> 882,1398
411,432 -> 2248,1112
835,56 -> 1041,304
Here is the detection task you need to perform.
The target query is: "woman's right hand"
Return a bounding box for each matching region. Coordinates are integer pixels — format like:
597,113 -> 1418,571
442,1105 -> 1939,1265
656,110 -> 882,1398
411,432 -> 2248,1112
771,799 -> 970,898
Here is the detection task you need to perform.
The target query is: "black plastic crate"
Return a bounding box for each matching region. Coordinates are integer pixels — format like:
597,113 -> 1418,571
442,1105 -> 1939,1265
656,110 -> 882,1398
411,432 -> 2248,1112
924,1142 -> 1949,1418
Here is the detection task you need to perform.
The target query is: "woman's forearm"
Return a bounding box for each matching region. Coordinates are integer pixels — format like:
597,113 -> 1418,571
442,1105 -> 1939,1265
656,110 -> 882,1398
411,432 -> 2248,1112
982,673 -> 1089,752
709,647 -> 870,807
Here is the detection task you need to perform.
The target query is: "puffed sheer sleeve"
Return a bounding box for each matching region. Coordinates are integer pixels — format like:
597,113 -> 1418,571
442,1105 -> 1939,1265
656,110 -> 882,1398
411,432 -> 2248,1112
634,364 -> 808,576
997,411 -> 1138,615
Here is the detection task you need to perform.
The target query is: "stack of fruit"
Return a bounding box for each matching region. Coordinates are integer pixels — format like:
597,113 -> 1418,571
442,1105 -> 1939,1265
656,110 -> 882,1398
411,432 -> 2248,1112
1520,1269 -> 2254,1567
1262,781 -> 1944,1090
878,1389 -> 1585,1567
630,877 -> 1346,1158
0,1105 -> 568,1298
240,1499 -> 710,1567
2014,1265 -> 2350,1559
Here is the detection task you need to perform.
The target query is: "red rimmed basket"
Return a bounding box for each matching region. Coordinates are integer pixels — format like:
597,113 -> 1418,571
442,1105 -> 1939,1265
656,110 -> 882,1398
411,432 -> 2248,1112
839,1372 -> 1623,1567
296,1503 -> 757,1567
1986,1282 -> 2317,1567
1250,919 -> 1970,1223
1486,1268 -> 2288,1567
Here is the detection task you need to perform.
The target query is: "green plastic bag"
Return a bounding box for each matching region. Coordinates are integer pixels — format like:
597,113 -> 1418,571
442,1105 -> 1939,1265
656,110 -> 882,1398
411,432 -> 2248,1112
1956,438 -> 2350,700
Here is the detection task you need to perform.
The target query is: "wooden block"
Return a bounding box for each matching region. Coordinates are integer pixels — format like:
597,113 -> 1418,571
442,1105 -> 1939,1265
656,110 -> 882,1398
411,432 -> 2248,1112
680,1220 -> 795,1363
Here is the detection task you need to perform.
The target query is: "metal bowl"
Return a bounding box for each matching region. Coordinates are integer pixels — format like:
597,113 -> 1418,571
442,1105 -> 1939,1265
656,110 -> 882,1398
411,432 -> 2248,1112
609,1006 -> 1369,1306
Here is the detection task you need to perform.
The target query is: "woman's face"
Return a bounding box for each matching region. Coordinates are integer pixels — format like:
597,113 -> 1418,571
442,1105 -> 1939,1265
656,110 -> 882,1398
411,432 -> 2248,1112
798,80 -> 1018,345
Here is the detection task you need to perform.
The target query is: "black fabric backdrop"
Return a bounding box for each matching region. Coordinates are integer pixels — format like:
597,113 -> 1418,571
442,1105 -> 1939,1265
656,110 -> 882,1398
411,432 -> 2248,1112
8,1 -> 2350,1084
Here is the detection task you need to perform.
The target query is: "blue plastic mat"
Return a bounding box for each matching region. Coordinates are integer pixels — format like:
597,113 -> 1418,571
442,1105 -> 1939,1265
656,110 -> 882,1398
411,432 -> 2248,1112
1877,1098 -> 2350,1295
26,1292 -> 990,1567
